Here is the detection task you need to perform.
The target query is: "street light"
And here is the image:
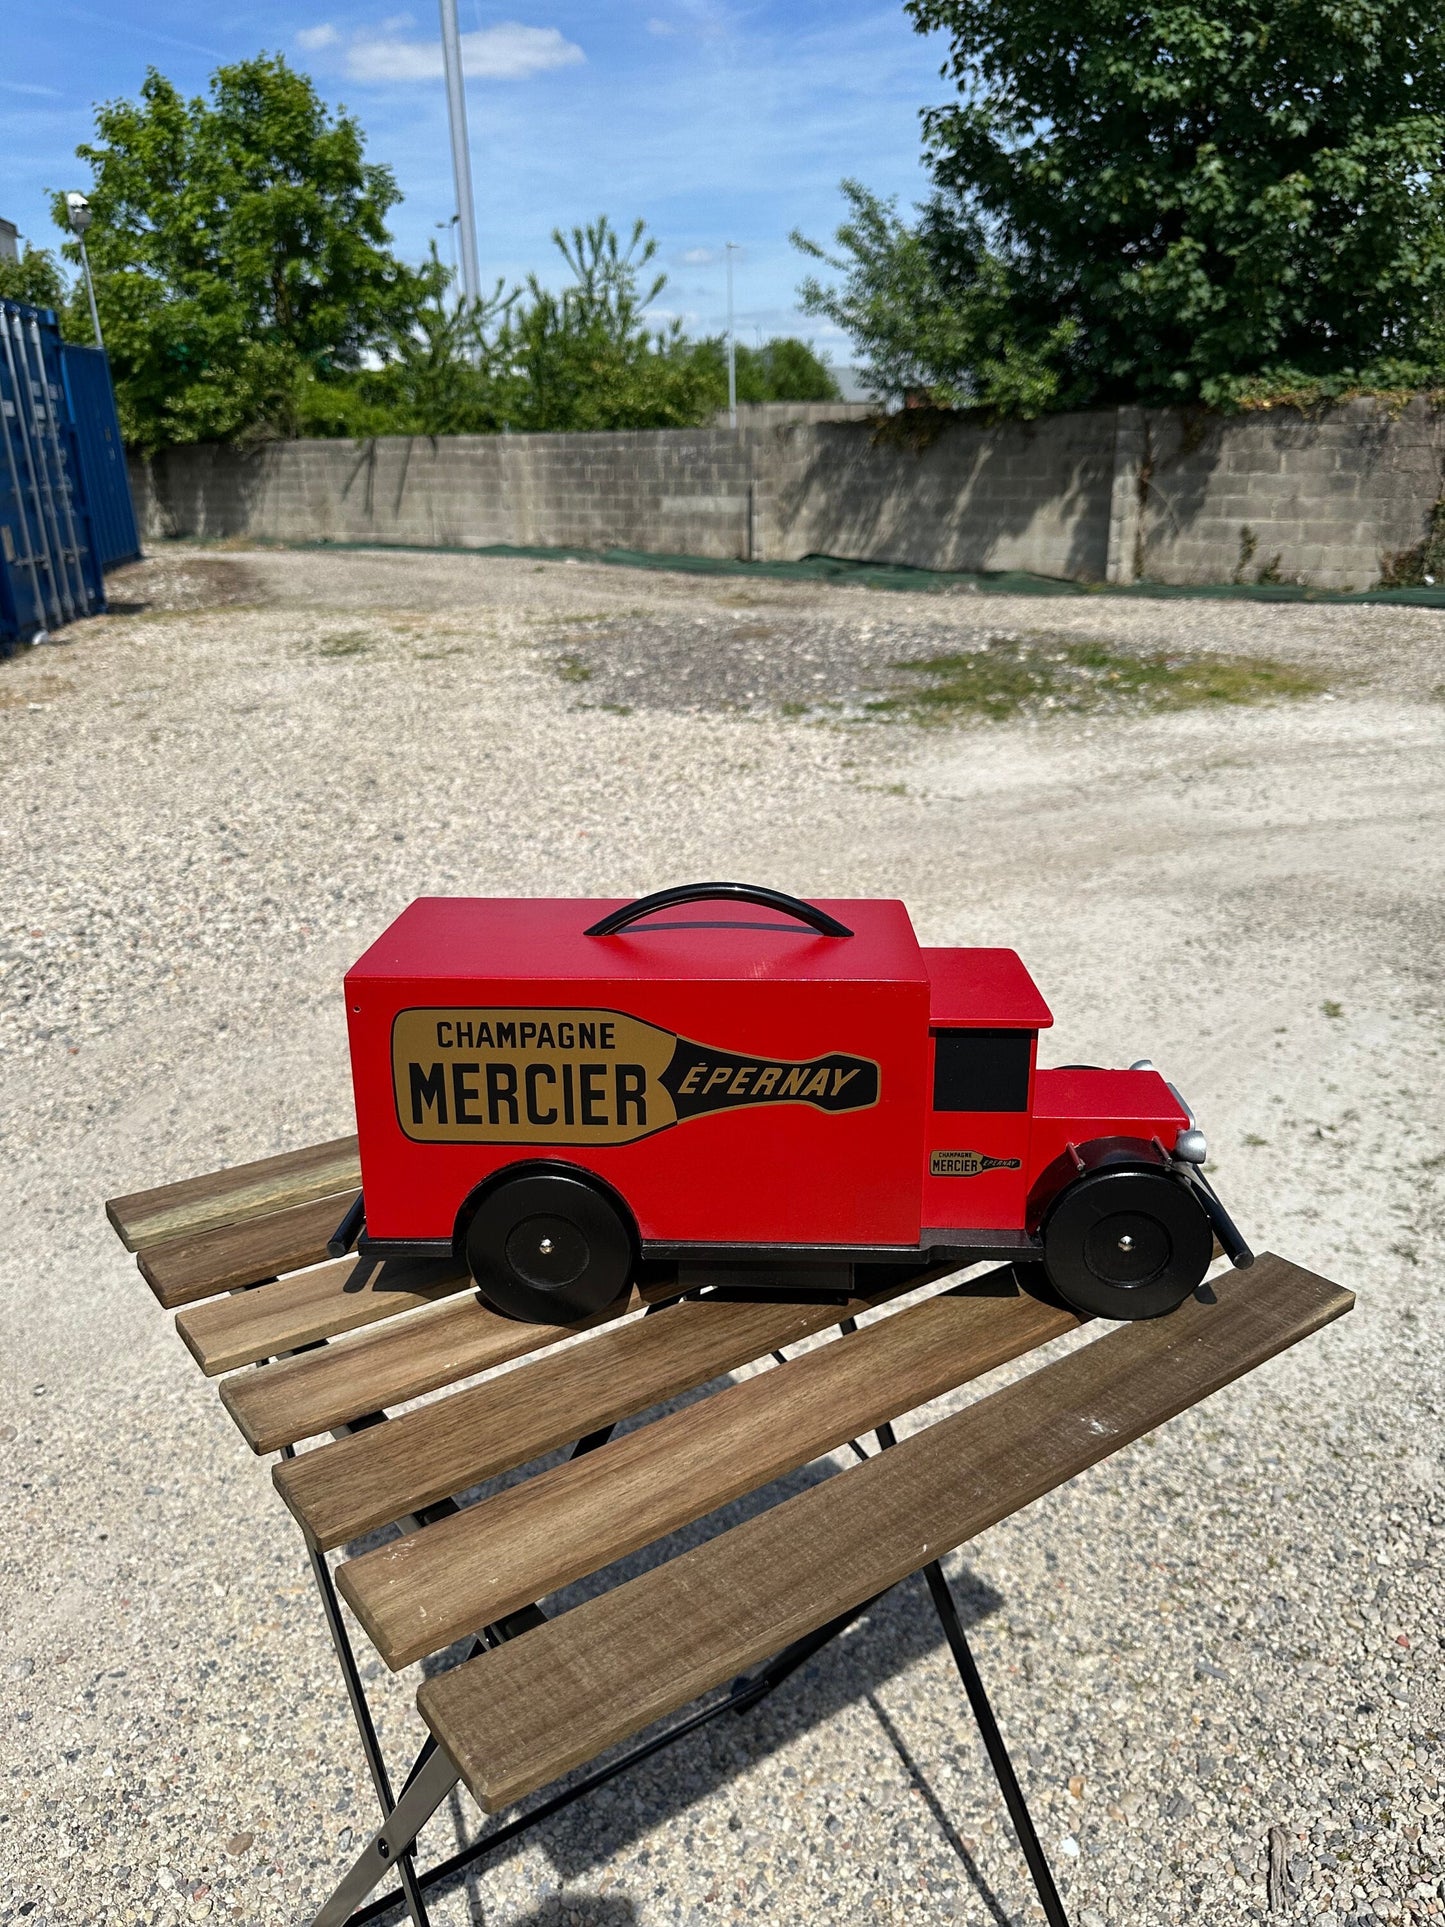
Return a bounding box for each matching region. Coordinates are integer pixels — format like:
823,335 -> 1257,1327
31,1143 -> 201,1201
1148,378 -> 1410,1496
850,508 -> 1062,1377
434,212 -> 461,291
725,241 -> 740,429
65,192 -> 103,349
437,0 -> 481,308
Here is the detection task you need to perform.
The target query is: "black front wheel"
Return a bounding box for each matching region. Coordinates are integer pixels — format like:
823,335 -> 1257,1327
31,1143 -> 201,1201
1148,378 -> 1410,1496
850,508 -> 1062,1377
1042,1165 -> 1213,1320
465,1172 -> 633,1325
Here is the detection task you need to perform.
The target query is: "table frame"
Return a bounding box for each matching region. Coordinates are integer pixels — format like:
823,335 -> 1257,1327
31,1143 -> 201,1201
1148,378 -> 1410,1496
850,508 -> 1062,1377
104,1140 -> 1351,1927
301,1390 -> 1070,1927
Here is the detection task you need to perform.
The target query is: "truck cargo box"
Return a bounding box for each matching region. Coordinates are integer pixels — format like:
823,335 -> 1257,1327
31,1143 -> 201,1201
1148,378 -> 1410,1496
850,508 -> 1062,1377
347,894 -> 931,1250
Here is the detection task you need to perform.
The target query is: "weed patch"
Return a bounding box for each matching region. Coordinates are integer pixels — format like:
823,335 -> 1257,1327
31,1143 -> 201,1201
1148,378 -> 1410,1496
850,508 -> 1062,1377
863,637 -> 1325,724
540,611 -> 646,629
308,629 -> 376,658
0,671 -> 73,709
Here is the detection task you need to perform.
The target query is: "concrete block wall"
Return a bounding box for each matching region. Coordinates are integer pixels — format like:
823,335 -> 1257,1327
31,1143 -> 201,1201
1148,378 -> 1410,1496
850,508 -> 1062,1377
129,397 -> 1445,590
1131,399 -> 1445,590
759,413 -> 1118,578
134,430 -> 759,561
710,401 -> 877,429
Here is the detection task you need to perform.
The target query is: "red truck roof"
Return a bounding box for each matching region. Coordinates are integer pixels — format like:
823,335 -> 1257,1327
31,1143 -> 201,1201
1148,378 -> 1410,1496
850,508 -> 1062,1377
923,947 -> 1054,1030
346,895 -> 930,990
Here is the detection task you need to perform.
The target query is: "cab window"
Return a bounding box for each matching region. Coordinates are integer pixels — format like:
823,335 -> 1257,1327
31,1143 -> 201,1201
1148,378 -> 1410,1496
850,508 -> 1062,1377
932,1028 -> 1032,1113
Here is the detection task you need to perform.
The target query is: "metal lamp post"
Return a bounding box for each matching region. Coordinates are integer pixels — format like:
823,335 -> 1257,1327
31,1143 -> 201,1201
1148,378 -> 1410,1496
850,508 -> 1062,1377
438,0 -> 481,308
725,241 -> 740,429
65,193 -> 102,349
434,212 -> 461,292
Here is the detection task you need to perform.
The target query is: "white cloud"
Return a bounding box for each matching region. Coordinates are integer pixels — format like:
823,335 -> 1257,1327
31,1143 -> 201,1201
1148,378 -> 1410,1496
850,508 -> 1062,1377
681,246 -> 717,265
653,0 -> 736,42
344,21 -> 584,84
295,22 -> 339,50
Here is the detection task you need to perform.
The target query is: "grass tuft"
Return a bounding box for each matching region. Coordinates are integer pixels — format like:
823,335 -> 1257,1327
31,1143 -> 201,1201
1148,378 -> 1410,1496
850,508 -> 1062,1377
863,637 -> 1325,724
310,629 -> 375,658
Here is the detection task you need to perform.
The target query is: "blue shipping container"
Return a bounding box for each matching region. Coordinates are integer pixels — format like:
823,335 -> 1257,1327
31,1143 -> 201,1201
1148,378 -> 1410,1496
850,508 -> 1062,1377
0,298 -> 110,649
61,340 -> 140,570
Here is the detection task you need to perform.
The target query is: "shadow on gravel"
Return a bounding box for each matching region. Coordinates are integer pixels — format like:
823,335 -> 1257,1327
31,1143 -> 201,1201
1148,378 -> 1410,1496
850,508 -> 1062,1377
867,1681 -> 1017,1927
385,1365 -> 1011,1920
364,1883 -> 640,1927
510,1903 -> 639,1927
506,1564 -> 1002,1880
398,1563 -> 1006,1925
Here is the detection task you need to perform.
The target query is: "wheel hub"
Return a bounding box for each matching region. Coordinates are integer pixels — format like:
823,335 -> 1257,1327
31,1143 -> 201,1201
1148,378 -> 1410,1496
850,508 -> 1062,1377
504,1213 -> 590,1290
1083,1210 -> 1170,1287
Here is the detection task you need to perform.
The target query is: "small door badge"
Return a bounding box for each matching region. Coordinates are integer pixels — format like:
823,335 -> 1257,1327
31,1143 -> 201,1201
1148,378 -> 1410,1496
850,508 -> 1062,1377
930,1149 -> 1022,1178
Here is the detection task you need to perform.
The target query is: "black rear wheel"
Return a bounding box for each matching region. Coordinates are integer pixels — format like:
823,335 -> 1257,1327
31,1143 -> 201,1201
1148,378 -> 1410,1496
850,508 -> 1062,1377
1042,1165 -> 1212,1320
465,1172 -> 633,1325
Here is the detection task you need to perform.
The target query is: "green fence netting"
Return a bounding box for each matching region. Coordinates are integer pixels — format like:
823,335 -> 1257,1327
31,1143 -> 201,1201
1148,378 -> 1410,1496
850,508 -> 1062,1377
257,536 -> 1445,607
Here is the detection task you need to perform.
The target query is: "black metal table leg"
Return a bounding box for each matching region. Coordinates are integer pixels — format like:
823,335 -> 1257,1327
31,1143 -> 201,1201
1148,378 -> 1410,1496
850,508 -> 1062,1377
923,1560 -> 1072,1927
282,1446 -> 433,1927
291,1306 -> 1071,1927
865,1405 -> 1071,1927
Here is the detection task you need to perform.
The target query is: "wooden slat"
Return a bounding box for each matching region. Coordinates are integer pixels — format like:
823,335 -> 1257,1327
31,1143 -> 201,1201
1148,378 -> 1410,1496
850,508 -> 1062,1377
274,1273 -> 943,1548
221,1283 -> 656,1455
417,1254 -> 1352,1810
176,1253 -> 472,1377
137,1191 -> 361,1309
338,1285 -> 1083,1668
106,1136 -> 360,1252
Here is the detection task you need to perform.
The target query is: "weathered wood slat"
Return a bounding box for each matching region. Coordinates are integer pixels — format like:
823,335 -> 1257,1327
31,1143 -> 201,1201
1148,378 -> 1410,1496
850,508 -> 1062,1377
416,1254 -> 1352,1811
273,1275 -> 939,1548
176,1253 -> 472,1377
221,1284 -> 655,1455
106,1136 -> 360,1252
137,1191 -> 361,1309
338,1286 -> 1083,1668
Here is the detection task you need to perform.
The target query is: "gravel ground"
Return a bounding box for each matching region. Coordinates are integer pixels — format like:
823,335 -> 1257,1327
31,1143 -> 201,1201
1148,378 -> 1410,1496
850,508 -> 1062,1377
2,544 -> 1443,1927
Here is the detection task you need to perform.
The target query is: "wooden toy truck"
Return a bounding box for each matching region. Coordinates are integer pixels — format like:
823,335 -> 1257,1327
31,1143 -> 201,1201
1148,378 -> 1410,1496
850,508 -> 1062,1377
336,883 -> 1251,1324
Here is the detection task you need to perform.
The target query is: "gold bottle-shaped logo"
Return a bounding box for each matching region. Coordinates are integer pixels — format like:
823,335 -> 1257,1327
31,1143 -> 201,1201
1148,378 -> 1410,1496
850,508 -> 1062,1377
391,1006 -> 880,1146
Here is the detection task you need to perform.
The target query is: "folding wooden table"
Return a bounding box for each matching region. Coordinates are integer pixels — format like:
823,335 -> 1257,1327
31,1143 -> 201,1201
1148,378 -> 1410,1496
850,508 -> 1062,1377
106,1135 -> 1352,1927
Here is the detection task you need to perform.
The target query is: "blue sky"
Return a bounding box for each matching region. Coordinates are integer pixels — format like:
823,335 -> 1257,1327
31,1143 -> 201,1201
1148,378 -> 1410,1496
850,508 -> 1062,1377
1,0 -> 951,369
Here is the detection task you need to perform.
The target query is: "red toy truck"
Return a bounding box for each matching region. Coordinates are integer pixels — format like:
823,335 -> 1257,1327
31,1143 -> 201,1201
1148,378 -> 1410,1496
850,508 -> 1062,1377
338,883 -> 1251,1325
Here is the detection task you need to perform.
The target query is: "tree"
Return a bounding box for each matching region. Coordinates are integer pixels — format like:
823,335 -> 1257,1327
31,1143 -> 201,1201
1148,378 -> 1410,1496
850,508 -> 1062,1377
0,245 -> 73,317
742,337 -> 842,402
487,217 -> 718,432
62,55 -> 427,449
794,181 -> 1075,414
296,244 -> 515,438
690,334 -> 842,403
802,0 -> 1445,411
294,217 -> 725,437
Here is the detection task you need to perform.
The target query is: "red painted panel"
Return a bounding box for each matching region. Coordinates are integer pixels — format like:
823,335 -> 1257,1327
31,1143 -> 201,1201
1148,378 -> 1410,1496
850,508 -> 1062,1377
350,896 -> 926,988
923,947 -> 1054,1030
1025,1067 -> 1189,1223
346,898 -> 930,1249
1030,1066 -> 1188,1131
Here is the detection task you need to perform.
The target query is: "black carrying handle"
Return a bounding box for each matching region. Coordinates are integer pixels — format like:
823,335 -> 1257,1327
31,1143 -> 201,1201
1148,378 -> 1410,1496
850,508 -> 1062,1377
584,881 -> 852,939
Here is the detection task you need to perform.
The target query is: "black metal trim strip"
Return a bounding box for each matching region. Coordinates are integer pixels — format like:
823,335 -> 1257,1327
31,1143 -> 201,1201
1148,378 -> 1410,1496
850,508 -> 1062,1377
355,1231 -> 1043,1268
